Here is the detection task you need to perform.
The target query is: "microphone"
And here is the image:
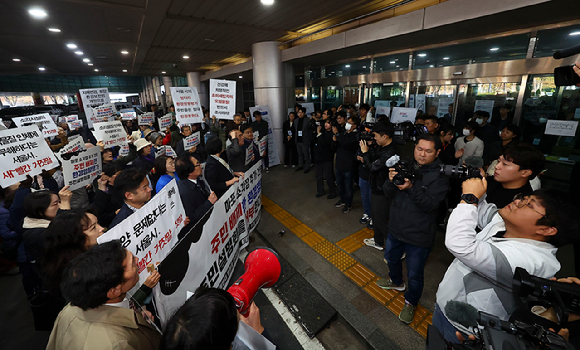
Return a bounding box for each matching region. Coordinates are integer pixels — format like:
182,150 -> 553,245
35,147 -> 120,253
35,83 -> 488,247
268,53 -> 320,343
553,43 -> 580,59
444,300 -> 479,328
386,155 -> 400,167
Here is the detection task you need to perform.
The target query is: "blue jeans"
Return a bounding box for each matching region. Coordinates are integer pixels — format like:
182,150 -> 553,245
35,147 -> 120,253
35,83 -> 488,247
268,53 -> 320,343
359,178 -> 372,217
384,233 -> 431,306
432,303 -> 468,344
335,170 -> 353,206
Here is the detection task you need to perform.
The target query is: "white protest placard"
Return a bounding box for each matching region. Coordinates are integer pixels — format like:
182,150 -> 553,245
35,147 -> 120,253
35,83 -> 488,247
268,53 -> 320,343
153,161 -> 262,326
119,143 -> 130,157
374,100 -> 392,117
0,125 -> 59,187
301,102 -> 315,116
437,97 -> 454,119
138,112 -> 154,126
0,123 -> 6,131
67,119 -> 83,130
79,88 -> 110,129
474,100 -> 495,121
155,145 -> 176,158
248,105 -> 280,167
121,111 -> 137,121
92,103 -> 116,125
64,115 -> 78,123
93,121 -> 128,148
415,94 -> 426,112
545,120 -> 579,137
390,107 -> 418,124
183,131 -> 200,149
237,321 -> 276,350
170,87 -> 203,125
61,147 -> 102,191
258,138 -> 267,157
158,114 -> 172,130
210,79 -> 236,120
13,113 -> 59,138
56,136 -> 86,158
245,144 -> 255,166
98,179 -> 187,288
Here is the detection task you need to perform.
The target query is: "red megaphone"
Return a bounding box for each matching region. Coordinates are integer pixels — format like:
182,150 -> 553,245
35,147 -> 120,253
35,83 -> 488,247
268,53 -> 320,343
227,247 -> 282,315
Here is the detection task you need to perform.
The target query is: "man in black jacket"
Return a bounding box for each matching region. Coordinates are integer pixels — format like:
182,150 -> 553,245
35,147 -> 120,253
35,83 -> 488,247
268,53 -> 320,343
314,119 -> 336,199
109,169 -> 152,229
332,115 -> 359,213
360,122 -> 398,250
251,111 -> 269,170
377,134 -> 449,324
294,107 -> 311,173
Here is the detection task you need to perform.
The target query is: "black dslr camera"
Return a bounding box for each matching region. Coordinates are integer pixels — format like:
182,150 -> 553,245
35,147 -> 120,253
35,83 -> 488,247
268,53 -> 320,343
553,43 -> 580,86
393,121 -> 428,145
386,155 -> 422,186
359,121 -> 375,142
439,165 -> 482,180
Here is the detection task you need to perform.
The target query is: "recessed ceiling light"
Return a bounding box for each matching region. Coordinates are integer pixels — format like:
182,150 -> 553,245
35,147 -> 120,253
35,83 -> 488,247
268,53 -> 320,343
345,64 -> 350,68
205,38 -> 214,42
390,61 -> 396,64
261,0 -> 274,5
183,55 -> 189,59
83,58 -> 90,62
88,63 -> 93,66
569,31 -> 580,36
417,53 -> 427,57
74,51 -> 83,55
123,69 -> 127,72
430,65 -> 435,68
490,47 -> 500,51
161,71 -> 166,74
362,66 -> 366,68
443,57 -> 450,60
13,58 -> 20,62
29,8 -> 47,19
117,27 -> 131,32
94,69 -> 99,72
66,43 -> 77,49
239,75 -> 243,78
121,50 -> 129,55
48,28 -> 61,33
38,67 -> 45,71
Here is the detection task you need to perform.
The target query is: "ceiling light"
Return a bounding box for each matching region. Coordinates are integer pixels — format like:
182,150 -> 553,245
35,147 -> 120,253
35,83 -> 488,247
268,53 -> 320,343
261,0 -> 274,5
161,71 -> 166,74
430,65 -> 435,68
443,57 -> 450,60
66,43 -> 77,49
88,63 -> 93,66
205,38 -> 215,42
390,61 -> 396,64
183,55 -> 189,59
48,28 -> 61,33
29,8 -> 47,19
239,75 -> 243,78
417,53 -> 427,57
121,50 -> 129,55
123,69 -> 127,72
94,69 -> 99,72
13,58 -> 20,62
569,31 -> 580,36
74,51 -> 83,55
345,64 -> 350,68
490,47 -> 500,51
362,66 -> 366,68
38,67 -> 45,71
83,58 -> 90,62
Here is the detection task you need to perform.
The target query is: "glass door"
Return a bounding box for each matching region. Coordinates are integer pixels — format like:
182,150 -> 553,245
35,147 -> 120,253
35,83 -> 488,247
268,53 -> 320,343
456,82 -> 521,127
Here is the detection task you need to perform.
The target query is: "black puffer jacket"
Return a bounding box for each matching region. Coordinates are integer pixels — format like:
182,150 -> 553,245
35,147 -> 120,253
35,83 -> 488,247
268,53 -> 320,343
313,130 -> 334,163
362,142 -> 398,194
333,129 -> 358,172
383,158 -> 449,247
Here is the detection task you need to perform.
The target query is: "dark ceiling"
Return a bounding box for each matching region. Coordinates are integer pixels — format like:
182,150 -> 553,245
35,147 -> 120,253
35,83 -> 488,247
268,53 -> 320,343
0,0 -> 413,77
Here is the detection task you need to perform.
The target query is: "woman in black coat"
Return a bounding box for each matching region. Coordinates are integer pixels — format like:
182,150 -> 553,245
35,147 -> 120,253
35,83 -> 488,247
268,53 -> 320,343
282,112 -> 298,168
204,137 -> 244,198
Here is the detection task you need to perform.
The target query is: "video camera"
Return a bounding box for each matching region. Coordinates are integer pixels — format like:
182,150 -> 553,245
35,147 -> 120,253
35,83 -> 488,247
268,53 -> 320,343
553,44 -> 580,86
427,267 -> 580,350
386,155 -> 422,186
359,121 -> 375,142
439,165 -> 482,180
393,121 -> 428,145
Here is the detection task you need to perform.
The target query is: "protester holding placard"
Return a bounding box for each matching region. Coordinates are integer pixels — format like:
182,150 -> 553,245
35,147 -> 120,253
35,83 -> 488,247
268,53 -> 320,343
169,125 -> 191,150
242,124 -> 261,170
149,132 -> 164,155
204,138 -> 242,198
48,127 -> 69,152
152,155 -> 180,193
109,169 -> 152,229
226,129 -> 247,172
251,111 -> 269,171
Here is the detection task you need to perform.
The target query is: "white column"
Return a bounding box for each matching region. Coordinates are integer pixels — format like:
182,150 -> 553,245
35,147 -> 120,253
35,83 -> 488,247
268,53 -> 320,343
252,41 -> 285,163
163,76 -> 173,107
187,72 -> 209,109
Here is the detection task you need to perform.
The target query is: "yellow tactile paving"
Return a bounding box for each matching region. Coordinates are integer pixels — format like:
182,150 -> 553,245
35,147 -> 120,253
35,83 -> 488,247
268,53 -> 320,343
313,240 -> 340,258
326,250 -> 357,271
336,236 -> 362,254
290,223 -> 313,238
301,231 -> 325,247
344,263 -> 376,287
262,195 -> 433,339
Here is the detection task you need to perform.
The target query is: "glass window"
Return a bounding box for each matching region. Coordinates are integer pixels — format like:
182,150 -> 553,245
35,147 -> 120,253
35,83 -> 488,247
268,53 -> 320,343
413,34 -> 530,69
306,68 -> 321,80
344,86 -> 360,106
311,87 -> 320,102
369,82 -> 406,109
323,58 -> 370,78
534,25 -> 580,58
323,86 -> 343,110
455,83 -> 520,127
520,74 -> 580,191
373,53 -> 410,73
410,84 -> 456,120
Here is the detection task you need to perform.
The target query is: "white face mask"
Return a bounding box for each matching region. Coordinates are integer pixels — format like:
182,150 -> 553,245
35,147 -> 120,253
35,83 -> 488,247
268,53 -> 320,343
463,129 -> 471,136
476,118 -> 484,125
345,123 -> 352,131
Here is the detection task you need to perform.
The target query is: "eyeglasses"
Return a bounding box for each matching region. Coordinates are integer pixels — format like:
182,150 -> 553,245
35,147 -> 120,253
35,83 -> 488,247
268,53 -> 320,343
512,193 -> 551,223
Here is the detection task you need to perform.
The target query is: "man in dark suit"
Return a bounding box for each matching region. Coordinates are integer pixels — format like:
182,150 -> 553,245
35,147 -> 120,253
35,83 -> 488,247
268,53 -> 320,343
176,154 -> 217,236
204,137 -> 243,198
109,169 -> 152,229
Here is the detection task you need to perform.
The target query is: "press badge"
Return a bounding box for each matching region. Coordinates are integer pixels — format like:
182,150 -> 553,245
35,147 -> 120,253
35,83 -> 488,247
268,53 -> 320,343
298,131 -> 302,137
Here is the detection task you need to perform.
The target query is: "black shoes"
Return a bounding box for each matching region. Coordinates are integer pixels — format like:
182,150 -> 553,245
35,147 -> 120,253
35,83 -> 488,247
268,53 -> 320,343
335,200 -> 345,208
304,168 -> 310,174
316,193 -> 325,198
327,194 -> 337,200
342,205 -> 351,214
295,167 -> 304,171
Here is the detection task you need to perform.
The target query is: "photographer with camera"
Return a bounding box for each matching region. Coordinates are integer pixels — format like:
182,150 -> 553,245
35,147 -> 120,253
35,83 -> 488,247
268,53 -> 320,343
433,177 -> 579,344
360,122 -> 398,250
332,114 -> 359,213
376,134 -> 449,323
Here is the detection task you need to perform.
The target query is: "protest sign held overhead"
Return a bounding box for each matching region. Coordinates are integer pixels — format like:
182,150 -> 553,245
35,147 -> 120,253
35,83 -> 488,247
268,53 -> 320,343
153,161 -> 262,326
92,103 -> 116,124
79,88 -> 111,128
0,125 -> 59,187
138,112 -> 154,126
119,143 -> 130,157
67,119 -> 83,130
390,107 -> 418,124
63,115 -> 78,123
155,145 -> 176,158
158,114 -> 172,130
98,179 -> 186,288
13,113 -> 59,138
210,79 -> 236,120
56,135 -> 86,159
183,131 -> 200,150
170,87 -> 203,125
61,146 -> 102,191
93,121 -> 128,148
121,111 -> 137,120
